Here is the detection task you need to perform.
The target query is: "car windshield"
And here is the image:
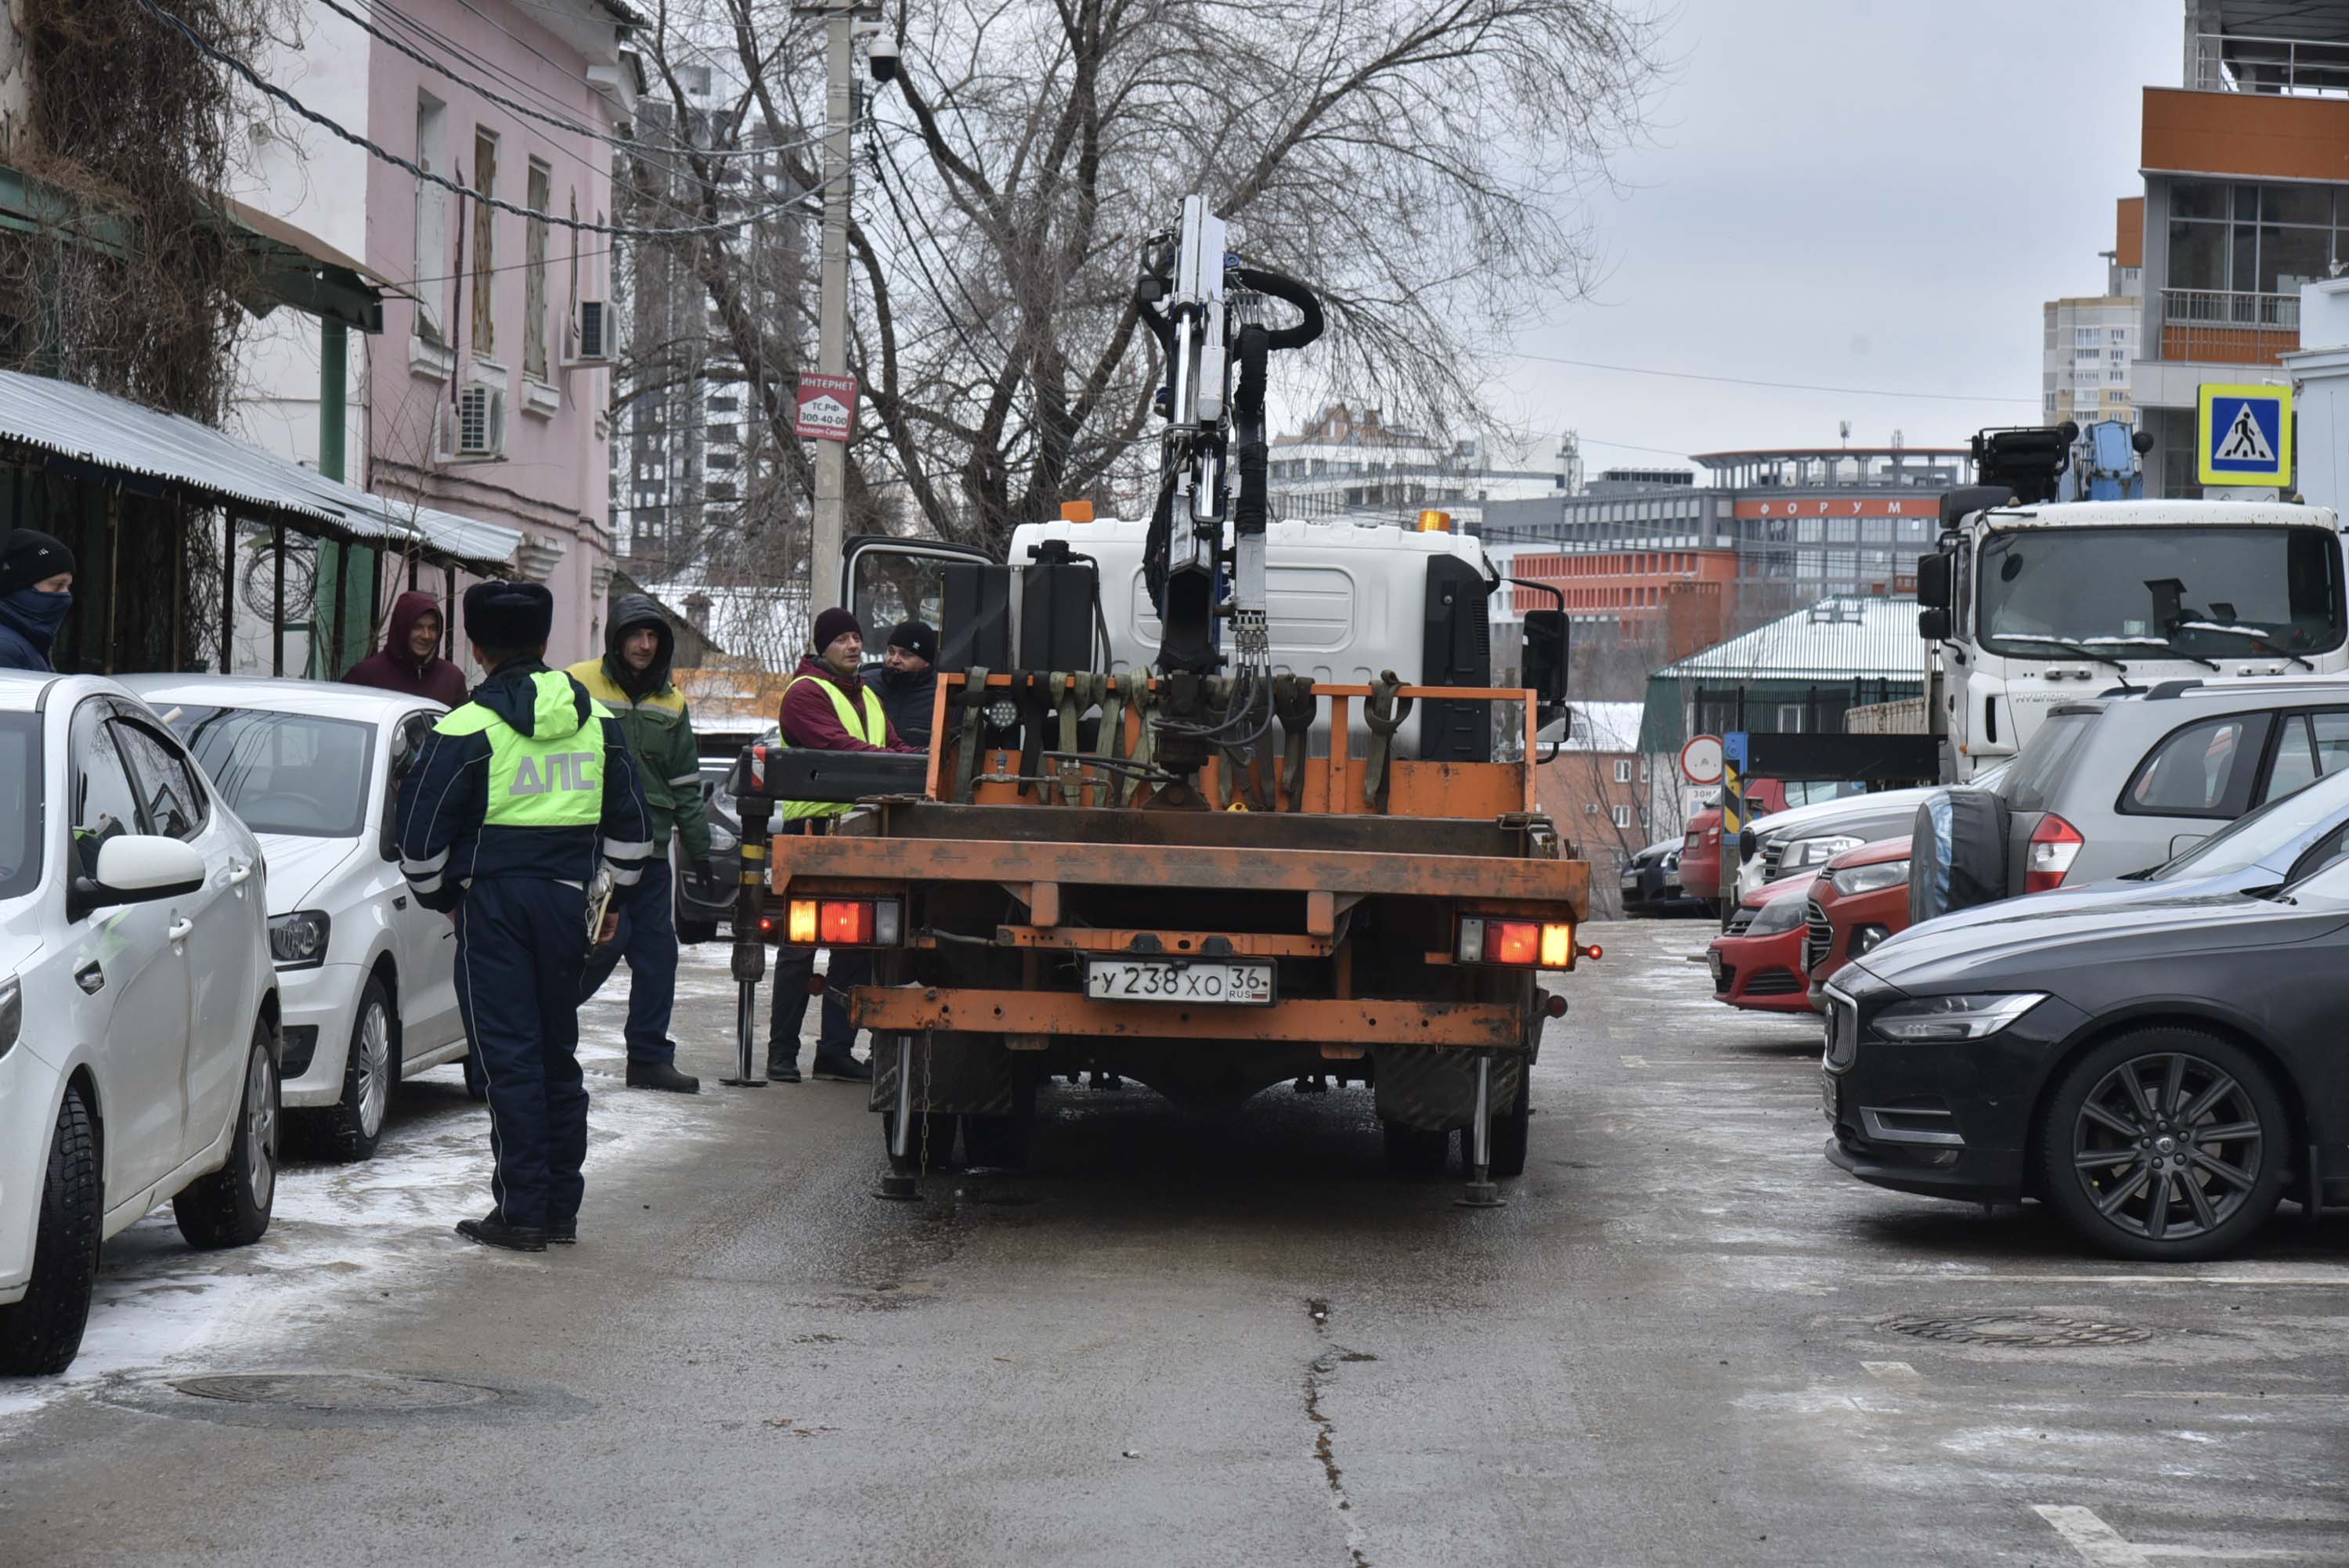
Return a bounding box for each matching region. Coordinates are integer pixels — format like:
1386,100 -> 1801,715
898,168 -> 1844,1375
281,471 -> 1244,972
2152,768 -> 2349,881
0,712 -> 39,899
1976,525 -> 2346,661
166,705 -> 375,838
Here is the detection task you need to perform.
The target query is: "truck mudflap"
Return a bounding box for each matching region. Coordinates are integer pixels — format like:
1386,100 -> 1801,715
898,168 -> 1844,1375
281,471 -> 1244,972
1375,1044 -> 1523,1134
868,1033 -> 1013,1119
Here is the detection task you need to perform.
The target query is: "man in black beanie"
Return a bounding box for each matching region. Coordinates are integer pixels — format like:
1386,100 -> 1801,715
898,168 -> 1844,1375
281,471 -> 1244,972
0,529 -> 76,672
395,580 -> 655,1251
870,618 -> 939,748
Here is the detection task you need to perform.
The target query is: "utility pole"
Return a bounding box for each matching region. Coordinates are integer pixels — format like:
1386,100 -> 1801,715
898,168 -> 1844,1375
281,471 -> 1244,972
799,0 -> 877,617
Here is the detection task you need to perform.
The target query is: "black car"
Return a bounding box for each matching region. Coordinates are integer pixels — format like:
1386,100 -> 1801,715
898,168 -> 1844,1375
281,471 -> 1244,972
1822,860 -> 2349,1260
1622,838 -> 1709,918
673,730 -> 765,943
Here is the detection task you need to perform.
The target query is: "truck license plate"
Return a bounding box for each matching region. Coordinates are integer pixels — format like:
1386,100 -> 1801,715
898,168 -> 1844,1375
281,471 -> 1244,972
1085,958 -> 1274,1006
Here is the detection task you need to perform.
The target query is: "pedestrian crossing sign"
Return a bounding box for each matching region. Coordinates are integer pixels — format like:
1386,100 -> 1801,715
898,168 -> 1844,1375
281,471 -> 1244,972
2197,383 -> 2292,487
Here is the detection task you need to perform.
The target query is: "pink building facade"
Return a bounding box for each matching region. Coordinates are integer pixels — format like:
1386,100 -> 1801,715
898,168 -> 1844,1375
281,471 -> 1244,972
235,0 -> 635,669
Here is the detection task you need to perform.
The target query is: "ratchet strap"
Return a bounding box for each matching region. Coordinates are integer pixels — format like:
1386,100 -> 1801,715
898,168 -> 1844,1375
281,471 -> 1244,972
953,666 -> 991,802
1272,675 -> 1316,810
1362,671 -> 1415,813
1116,669 -> 1155,805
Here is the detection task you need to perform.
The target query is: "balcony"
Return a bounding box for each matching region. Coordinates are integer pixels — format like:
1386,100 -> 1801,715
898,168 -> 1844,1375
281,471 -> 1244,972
2190,31 -> 2349,98
2159,288 -> 2301,366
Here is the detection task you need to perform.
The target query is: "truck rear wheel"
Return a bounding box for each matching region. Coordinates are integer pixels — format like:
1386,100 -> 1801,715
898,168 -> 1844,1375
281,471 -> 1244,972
962,1071 -> 1036,1170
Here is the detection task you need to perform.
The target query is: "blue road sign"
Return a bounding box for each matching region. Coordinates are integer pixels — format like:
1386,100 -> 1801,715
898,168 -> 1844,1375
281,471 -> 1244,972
2198,384 -> 2293,486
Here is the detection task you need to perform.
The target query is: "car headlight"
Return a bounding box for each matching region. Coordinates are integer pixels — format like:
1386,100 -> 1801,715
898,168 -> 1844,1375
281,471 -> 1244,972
0,975 -> 18,1062
268,910 -> 332,970
1745,894 -> 1809,936
1871,992 -> 2046,1043
708,824 -> 742,854
1831,859 -> 1911,896
1788,834 -> 1864,869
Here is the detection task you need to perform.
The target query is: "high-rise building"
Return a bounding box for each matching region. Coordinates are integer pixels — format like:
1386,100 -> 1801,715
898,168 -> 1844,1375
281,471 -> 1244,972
2043,200 -> 2145,428
1265,402 -> 1571,532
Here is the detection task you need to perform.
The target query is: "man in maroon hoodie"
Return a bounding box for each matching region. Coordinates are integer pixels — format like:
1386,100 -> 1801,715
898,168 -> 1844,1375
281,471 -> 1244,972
766,606 -> 922,1083
344,589 -> 469,706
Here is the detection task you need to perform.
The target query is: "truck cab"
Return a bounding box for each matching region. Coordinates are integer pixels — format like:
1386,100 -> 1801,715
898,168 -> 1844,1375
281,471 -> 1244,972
1918,496 -> 2349,781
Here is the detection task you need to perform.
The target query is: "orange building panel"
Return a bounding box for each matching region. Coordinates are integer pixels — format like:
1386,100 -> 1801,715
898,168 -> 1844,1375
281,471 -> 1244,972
2115,196 -> 2143,269
2142,87 -> 2349,182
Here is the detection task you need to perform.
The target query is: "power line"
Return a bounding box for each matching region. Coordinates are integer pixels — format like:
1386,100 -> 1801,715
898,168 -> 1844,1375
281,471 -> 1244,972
324,0 -> 824,162
132,0 -> 811,239
1503,348 -> 2039,406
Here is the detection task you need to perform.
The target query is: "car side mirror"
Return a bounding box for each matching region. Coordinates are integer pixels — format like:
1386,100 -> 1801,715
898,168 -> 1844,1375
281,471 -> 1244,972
1918,607 -> 1950,641
1522,608 -> 1569,722
1737,827 -> 1758,860
74,834 -> 206,918
1914,550 -> 1951,610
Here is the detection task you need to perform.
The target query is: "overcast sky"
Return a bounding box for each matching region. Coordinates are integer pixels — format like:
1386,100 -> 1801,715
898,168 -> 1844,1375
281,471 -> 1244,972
1478,0 -> 2181,473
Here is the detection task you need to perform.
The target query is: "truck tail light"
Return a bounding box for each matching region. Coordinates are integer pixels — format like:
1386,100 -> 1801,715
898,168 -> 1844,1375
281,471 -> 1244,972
1457,917 -> 1576,968
787,897 -> 906,946
2026,813 -> 2084,893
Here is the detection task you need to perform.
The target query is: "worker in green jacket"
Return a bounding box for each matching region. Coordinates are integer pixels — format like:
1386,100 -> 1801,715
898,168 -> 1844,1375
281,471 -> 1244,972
569,594 -> 714,1093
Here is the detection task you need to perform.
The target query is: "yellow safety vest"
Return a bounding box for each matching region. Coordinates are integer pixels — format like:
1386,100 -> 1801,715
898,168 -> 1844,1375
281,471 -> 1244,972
777,672 -> 889,821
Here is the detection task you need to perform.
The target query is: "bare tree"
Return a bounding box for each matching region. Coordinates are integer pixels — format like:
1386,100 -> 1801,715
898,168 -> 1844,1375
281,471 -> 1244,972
622,0 -> 1661,576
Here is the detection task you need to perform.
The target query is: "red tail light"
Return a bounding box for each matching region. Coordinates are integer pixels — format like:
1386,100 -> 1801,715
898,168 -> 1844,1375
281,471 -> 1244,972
2026,813 -> 2084,893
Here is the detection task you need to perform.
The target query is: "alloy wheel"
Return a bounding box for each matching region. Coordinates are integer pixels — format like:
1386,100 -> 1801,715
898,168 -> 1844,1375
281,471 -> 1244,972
356,1002 -> 392,1139
2070,1051 -> 2263,1244
246,1046 -> 278,1211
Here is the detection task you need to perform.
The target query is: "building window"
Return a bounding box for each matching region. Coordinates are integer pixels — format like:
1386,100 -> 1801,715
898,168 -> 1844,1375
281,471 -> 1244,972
1614,759 -> 1632,784
1777,705 -> 1806,733
1611,804 -> 1633,829
470,128 -> 498,356
413,95 -> 447,341
2073,326 -> 2099,346
524,160 -> 550,380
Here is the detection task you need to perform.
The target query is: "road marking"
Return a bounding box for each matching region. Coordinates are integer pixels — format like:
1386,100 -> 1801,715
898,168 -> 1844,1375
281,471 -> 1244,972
2138,1549 -> 2339,1561
2035,1505 -> 2153,1567
1860,1361 -> 1918,1379
1620,1054 -> 1649,1067
1857,1274 -> 2349,1288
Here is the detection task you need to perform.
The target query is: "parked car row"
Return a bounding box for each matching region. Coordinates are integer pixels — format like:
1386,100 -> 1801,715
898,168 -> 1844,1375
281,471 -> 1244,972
1700,676 -> 2349,1260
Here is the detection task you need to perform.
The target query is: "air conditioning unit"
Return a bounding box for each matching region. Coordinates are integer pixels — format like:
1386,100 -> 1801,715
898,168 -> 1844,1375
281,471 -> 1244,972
436,384 -> 507,463
565,299 -> 612,366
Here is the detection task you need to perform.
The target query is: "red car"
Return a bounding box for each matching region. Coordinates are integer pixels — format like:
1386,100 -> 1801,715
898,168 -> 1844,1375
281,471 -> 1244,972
1680,778 -> 1792,912
1704,870 -> 1820,1013
1802,834 -> 1912,1007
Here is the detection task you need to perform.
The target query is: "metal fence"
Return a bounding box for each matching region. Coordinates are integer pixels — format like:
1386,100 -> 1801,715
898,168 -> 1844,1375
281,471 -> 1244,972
2160,288 -> 2302,367
2191,32 -> 2349,98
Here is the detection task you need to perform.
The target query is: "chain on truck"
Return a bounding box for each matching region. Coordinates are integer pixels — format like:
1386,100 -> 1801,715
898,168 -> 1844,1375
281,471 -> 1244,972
724,196 -> 1592,1206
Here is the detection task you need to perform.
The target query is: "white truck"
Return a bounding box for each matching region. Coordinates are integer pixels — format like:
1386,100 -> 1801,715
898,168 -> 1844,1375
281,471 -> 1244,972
1916,492 -> 2349,782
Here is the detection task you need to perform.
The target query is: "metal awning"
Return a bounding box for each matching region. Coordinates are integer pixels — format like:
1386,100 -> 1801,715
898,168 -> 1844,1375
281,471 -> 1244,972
0,369 -> 517,573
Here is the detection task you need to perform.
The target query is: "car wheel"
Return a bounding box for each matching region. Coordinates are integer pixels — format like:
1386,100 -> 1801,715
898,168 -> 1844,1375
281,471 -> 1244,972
2038,1029 -> 2289,1262
173,1022 -> 280,1250
312,975 -> 394,1163
0,1087 -> 103,1376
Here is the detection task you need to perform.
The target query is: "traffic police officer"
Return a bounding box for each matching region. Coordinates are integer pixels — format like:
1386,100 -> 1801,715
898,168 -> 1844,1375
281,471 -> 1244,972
396,581 -> 654,1253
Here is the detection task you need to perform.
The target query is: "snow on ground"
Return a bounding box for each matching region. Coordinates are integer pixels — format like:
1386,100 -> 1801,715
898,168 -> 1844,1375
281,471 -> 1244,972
0,943 -> 742,1422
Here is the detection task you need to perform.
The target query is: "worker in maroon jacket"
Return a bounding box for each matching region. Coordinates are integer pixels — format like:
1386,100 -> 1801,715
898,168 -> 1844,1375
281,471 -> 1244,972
765,606 -> 922,1083
344,589 -> 469,706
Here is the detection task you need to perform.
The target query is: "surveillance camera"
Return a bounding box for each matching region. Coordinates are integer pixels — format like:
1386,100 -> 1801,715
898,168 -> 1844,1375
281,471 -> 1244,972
868,37 -> 899,82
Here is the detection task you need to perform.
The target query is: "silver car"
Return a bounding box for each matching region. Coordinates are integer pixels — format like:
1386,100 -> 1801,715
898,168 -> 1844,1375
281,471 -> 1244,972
1914,676 -> 2349,915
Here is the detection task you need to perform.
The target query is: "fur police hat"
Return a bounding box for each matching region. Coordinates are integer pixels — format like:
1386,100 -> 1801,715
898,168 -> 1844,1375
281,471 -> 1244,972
462,579 -> 554,651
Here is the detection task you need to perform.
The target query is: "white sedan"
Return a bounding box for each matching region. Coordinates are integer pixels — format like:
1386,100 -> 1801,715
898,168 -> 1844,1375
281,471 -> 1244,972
0,672 -> 280,1376
123,676 -> 468,1162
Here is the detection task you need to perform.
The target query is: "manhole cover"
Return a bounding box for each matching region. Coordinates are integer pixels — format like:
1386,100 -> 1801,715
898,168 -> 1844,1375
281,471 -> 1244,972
1884,1313 -> 2152,1348
168,1373 -> 504,1411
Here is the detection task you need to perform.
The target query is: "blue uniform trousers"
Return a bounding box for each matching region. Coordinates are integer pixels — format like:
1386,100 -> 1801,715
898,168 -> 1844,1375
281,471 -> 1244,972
455,878 -> 590,1231
579,859 -> 678,1065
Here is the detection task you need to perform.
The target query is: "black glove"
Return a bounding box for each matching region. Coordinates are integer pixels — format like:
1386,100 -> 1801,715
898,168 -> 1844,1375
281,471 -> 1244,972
692,857 -> 719,888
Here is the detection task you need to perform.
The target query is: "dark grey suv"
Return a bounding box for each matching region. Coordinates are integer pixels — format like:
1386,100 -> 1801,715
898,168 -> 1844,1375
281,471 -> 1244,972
1912,678 -> 2349,919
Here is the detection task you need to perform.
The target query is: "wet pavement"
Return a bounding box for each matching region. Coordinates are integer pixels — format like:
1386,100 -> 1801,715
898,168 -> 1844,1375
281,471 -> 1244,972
2,921 -> 2345,1566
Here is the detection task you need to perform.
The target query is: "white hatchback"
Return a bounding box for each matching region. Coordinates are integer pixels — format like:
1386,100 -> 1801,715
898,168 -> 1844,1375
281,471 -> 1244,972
0,672 -> 281,1376
122,676 -> 470,1162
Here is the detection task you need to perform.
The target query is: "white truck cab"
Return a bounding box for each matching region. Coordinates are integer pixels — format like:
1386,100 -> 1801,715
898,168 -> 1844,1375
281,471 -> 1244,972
1919,497 -> 2349,781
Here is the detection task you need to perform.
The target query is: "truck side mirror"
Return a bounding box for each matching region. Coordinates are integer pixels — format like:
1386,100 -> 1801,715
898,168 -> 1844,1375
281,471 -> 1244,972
1522,608 -> 1569,719
1737,826 -> 1758,860
1918,607 -> 1950,640
1914,550 -> 1951,610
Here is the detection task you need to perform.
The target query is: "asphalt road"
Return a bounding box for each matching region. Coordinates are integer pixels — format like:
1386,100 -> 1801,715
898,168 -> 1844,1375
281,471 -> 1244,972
3,920 -> 2346,1567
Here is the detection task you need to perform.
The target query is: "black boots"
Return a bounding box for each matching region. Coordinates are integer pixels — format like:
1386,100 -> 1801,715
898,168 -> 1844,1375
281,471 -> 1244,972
767,1056 -> 803,1083
547,1217 -> 577,1245
456,1212 -> 548,1253
811,1053 -> 872,1083
626,1060 -> 702,1094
